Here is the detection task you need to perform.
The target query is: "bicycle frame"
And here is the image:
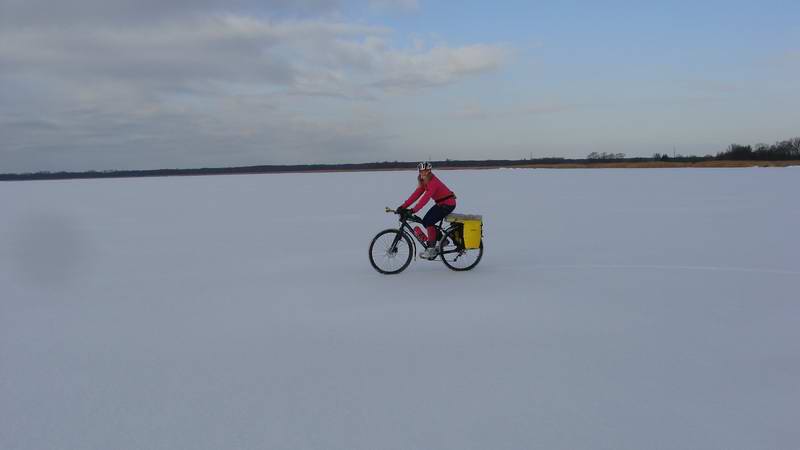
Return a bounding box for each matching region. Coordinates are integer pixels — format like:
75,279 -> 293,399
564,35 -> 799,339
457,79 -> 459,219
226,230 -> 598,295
389,214 -> 462,259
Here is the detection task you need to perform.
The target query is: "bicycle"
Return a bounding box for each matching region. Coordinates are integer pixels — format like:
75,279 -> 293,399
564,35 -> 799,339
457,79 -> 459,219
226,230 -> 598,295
368,207 -> 484,274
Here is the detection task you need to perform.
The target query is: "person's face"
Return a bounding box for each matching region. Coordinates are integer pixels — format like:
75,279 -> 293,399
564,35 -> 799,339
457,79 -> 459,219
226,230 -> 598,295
419,169 -> 432,181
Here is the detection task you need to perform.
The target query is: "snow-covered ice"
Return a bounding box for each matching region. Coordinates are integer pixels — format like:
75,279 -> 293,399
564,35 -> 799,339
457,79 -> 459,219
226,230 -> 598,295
1,168 -> 799,450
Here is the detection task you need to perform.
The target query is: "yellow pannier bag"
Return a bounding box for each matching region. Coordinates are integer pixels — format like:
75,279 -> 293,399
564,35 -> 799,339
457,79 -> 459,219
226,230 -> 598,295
446,213 -> 483,249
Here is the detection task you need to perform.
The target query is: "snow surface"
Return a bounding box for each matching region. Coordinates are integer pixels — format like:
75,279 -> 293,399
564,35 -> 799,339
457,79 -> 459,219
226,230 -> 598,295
1,168 -> 799,450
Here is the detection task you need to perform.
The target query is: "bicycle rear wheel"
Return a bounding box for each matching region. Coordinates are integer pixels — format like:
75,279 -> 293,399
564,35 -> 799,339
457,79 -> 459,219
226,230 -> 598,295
369,229 -> 413,274
439,227 -> 483,271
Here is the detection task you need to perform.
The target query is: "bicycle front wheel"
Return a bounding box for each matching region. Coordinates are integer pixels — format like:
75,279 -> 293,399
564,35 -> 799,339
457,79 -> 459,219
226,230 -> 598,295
369,229 -> 413,274
440,227 -> 483,271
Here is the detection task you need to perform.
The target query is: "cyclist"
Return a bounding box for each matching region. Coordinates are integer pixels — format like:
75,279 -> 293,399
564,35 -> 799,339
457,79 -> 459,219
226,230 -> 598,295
397,162 -> 457,259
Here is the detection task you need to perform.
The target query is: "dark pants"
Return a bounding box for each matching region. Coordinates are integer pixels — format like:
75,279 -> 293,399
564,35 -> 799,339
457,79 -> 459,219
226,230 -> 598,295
422,204 -> 455,243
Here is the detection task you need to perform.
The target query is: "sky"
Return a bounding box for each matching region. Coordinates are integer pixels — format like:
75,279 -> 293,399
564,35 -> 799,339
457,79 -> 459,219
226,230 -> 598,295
1,0 -> 798,172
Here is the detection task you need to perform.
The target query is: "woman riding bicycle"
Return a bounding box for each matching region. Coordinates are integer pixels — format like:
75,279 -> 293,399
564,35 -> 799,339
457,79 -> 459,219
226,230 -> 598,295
397,162 -> 456,259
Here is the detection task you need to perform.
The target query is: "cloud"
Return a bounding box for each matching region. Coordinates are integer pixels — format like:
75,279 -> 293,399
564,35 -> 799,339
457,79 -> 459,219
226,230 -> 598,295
0,89 -> 395,171
0,16 -> 386,88
452,105 -> 490,120
0,14 -> 506,96
451,102 -> 582,120
369,0 -> 420,13
0,1 -> 509,172
0,0 -> 341,27
374,44 -> 510,91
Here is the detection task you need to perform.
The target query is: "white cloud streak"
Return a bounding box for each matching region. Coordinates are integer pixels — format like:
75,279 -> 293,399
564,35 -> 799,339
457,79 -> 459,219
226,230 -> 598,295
451,102 -> 583,120
1,15 -> 507,96
0,5 -> 509,172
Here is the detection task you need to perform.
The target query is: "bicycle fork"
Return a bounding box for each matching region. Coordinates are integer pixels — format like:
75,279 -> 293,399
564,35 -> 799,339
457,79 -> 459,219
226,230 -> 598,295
391,229 -> 418,261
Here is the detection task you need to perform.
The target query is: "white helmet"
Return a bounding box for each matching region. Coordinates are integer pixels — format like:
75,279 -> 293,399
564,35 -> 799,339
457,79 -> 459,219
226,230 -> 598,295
417,161 -> 433,171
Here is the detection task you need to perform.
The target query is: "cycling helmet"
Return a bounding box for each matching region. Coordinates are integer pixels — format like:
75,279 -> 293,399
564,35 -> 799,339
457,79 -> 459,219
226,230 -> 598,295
417,161 -> 433,171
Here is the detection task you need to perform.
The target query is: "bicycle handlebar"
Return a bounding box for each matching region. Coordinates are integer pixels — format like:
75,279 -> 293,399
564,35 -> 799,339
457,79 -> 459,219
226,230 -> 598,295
385,206 -> 422,223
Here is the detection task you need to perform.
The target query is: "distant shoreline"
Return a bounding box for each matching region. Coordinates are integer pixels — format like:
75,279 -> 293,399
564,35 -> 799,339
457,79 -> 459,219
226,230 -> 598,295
495,160 -> 800,169
302,160 -> 800,172
2,159 -> 798,182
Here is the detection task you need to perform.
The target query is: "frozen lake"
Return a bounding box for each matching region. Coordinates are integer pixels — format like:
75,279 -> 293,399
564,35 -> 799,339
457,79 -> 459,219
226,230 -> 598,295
2,168 -> 799,449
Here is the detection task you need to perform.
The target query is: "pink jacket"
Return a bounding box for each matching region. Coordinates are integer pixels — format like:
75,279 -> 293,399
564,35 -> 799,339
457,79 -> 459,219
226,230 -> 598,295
401,174 -> 456,213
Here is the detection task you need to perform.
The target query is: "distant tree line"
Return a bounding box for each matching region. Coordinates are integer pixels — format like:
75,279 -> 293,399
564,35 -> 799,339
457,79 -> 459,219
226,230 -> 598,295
587,152 -> 626,160
0,159 -> 571,181
651,137 -> 800,162
651,153 -> 703,162
2,136 -> 798,181
715,138 -> 800,161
